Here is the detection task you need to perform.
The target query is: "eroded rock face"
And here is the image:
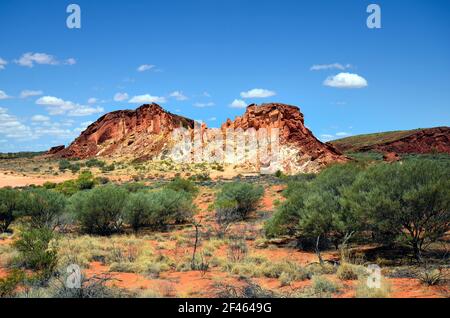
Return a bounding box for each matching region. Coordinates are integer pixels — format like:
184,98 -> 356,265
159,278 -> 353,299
46,145 -> 65,155
220,103 -> 347,173
52,102 -> 347,173
57,104 -> 194,160
360,127 -> 450,154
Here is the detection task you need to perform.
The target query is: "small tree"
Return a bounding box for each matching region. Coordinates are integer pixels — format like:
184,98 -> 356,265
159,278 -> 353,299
165,177 -> 198,198
123,192 -> 152,232
215,182 -> 264,220
0,187 -> 21,233
14,227 -> 58,278
70,185 -> 129,235
346,160 -> 450,260
17,188 -> 67,230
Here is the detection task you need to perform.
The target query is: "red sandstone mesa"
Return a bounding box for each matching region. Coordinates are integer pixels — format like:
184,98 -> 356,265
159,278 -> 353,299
51,102 -> 347,172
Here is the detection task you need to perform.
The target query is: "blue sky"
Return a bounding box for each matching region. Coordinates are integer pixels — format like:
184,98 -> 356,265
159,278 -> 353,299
0,0 -> 449,152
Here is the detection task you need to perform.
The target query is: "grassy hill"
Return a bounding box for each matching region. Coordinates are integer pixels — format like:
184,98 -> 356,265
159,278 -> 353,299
330,128 -> 429,153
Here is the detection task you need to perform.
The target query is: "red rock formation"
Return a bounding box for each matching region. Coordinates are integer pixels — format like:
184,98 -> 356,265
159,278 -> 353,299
221,103 -> 347,172
359,127 -> 450,154
46,145 -> 65,155
51,102 -> 347,172
57,104 -> 194,159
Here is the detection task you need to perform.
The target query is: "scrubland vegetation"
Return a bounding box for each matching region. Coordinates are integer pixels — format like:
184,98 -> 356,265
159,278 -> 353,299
0,156 -> 449,298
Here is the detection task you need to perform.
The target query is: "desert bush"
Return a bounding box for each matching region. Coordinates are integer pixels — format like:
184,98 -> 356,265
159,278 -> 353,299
43,182 -> 57,189
124,192 -> 152,231
100,163 -> 115,173
54,180 -> 80,196
76,171 -> 95,190
14,228 -> 58,278
16,188 -> 66,230
123,189 -> 194,231
265,163 -> 364,250
0,187 -> 21,233
85,158 -> 106,168
311,276 -> 340,296
215,182 -> 263,221
336,263 -> 360,280
0,269 -> 26,298
416,267 -> 446,286
165,177 -> 198,197
58,159 -> 71,171
69,185 -> 129,235
345,160 -> 450,260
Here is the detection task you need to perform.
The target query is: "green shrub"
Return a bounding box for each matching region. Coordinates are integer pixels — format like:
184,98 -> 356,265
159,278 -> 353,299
265,163 -> 363,246
43,182 -> 57,189
0,269 -> 25,298
70,185 -> 129,235
165,177 -> 198,197
337,263 -> 359,280
124,189 -> 194,231
124,192 -> 152,231
58,159 -> 71,171
215,182 -> 263,220
16,188 -> 66,230
14,228 -> 58,277
85,158 -> 106,168
0,187 -> 21,233
345,160 -> 450,259
55,180 -> 80,196
311,276 -> 339,295
76,171 -> 95,190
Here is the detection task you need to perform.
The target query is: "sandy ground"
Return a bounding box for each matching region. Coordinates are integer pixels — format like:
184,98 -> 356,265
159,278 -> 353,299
0,171 -> 75,188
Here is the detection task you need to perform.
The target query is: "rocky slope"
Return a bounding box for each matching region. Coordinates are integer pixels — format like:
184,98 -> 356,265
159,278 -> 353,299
52,102 -> 347,173
221,103 -> 346,172
330,127 -> 450,154
57,104 -> 194,160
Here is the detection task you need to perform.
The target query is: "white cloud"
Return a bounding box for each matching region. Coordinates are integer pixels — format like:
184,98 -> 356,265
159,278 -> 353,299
169,91 -> 188,101
0,107 -> 34,140
87,97 -> 98,104
31,115 -> 50,122
208,117 -> 217,121
137,64 -> 155,72
229,99 -> 247,108
15,52 -> 58,67
14,53 -> 76,68
65,58 -> 77,65
193,102 -> 215,108
310,63 -> 351,71
36,95 -> 104,116
129,94 -> 166,104
20,90 -> 43,99
240,88 -> 276,99
0,57 -> 7,70
0,90 -> 11,100
323,73 -> 368,89
114,92 -> 129,102
336,132 -> 350,137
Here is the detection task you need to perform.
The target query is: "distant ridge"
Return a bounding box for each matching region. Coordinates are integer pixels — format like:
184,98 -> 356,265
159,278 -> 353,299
329,127 -> 450,154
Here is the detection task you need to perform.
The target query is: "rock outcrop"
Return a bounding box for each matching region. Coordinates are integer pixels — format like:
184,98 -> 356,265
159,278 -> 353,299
221,103 -> 347,173
57,104 -> 194,160
52,102 -> 347,173
46,145 -> 65,155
